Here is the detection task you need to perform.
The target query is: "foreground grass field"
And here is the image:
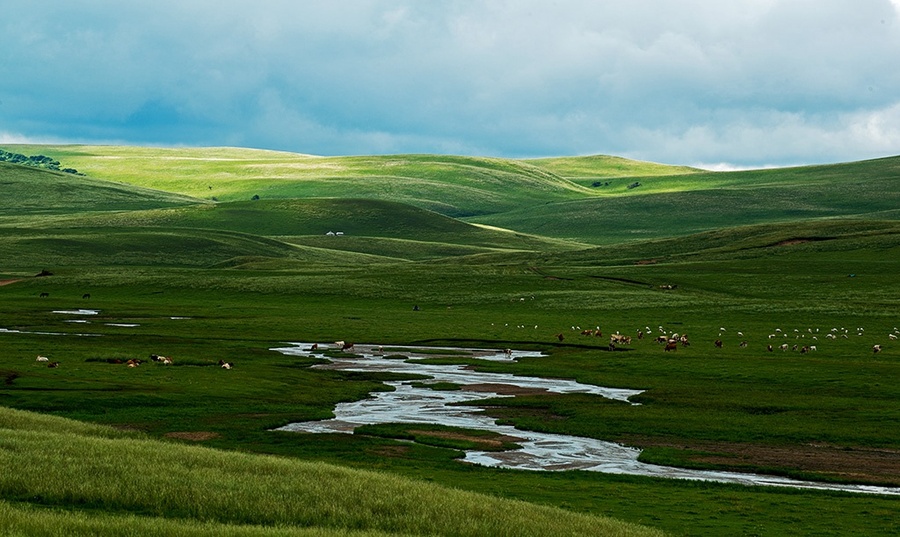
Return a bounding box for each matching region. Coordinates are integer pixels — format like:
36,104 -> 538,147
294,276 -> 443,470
0,408 -> 660,537
1,145 -> 899,535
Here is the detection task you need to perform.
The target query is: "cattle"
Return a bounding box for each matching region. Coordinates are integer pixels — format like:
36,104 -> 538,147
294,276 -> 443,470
126,359 -> 141,367
555,333 -> 565,342
341,342 -> 354,351
309,343 -> 319,350
47,361 -> 60,368
39,292 -> 49,298
334,340 -> 345,348
655,335 -> 668,344
780,343 -> 789,351
873,345 -> 882,354
221,362 -> 233,369
714,340 -> 723,348
767,345 -> 773,352
82,293 -> 91,299
739,341 -> 748,348
610,334 -> 632,345
35,355 -> 50,362
664,341 -> 678,352
504,348 -> 513,358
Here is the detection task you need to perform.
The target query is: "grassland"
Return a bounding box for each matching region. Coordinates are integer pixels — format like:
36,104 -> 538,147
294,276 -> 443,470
1,145 -> 899,535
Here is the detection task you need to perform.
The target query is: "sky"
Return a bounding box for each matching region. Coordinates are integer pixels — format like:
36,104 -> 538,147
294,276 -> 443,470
2,1 -> 900,169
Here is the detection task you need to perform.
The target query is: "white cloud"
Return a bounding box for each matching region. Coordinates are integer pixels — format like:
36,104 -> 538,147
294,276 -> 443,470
2,1 -> 900,166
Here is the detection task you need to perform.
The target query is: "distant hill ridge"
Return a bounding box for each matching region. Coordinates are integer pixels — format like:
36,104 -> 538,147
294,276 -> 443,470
2,144 -> 898,248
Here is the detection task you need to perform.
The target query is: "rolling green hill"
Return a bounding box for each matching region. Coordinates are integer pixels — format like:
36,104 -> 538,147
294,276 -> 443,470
2,145 -> 900,536
471,157 -> 900,244
5,145 -> 595,217
0,161 -> 203,218
7,145 -> 898,247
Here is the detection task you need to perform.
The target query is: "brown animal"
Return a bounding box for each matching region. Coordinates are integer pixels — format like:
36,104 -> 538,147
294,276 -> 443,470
47,361 -> 60,368
341,342 -> 354,351
664,341 -> 677,352
555,333 -> 565,342
714,339 -> 723,348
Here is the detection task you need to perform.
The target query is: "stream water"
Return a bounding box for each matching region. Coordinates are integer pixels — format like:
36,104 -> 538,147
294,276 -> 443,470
272,342 -> 900,496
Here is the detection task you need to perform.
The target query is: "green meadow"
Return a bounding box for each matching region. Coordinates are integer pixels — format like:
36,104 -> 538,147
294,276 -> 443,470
1,145 -> 899,535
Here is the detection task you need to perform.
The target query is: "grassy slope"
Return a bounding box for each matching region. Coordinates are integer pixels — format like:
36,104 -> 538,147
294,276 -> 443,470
0,164 -> 581,265
10,145 -> 898,247
522,154 -> 700,186
5,145 -> 594,217
0,161 -> 202,217
0,407 -> 660,537
472,157 -> 900,244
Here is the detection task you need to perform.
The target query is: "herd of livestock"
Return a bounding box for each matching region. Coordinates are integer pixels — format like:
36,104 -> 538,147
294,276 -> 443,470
28,322 -> 897,370
553,324 -> 897,355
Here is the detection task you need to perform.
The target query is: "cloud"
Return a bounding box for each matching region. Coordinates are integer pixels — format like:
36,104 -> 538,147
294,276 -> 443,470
2,1 -> 899,166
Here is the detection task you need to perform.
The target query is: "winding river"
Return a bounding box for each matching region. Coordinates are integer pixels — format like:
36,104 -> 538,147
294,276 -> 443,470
272,342 -> 900,496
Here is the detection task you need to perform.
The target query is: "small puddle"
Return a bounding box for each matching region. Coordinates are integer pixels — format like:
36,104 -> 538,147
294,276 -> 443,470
272,342 -> 900,496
